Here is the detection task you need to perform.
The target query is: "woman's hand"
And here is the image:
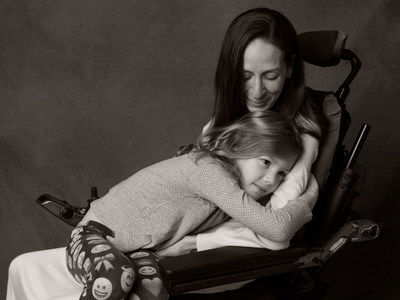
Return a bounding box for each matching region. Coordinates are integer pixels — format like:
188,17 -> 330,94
296,174 -> 319,210
269,133 -> 319,210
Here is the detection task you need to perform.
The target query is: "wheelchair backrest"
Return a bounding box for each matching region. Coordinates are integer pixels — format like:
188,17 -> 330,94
298,31 -> 362,246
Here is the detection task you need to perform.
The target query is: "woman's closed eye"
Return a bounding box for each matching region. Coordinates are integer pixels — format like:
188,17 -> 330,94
243,72 -> 252,81
263,73 -> 279,81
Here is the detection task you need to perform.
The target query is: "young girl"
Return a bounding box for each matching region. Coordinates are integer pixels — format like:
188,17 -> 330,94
66,111 -> 314,300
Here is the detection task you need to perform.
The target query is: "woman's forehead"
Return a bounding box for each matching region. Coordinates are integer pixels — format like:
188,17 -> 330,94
243,38 -> 285,70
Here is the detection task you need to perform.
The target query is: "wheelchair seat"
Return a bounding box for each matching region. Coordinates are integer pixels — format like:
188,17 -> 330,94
35,30 -> 381,298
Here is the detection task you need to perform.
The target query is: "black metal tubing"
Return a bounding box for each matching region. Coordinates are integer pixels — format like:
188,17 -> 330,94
335,49 -> 362,104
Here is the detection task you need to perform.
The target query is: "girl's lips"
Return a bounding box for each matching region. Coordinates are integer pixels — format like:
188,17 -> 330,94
254,183 -> 268,194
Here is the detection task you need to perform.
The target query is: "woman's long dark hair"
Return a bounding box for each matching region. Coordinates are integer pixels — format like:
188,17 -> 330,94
212,7 -> 324,139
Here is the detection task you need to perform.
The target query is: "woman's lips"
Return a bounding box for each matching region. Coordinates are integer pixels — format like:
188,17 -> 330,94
246,94 -> 275,109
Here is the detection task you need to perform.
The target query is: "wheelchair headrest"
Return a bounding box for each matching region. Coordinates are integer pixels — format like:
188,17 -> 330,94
298,30 -> 348,67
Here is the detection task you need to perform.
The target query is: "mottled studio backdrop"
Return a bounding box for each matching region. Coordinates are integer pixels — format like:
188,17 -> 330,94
1,0 -> 399,299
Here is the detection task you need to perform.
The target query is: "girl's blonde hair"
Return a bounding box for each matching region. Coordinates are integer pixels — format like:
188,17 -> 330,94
194,111 -> 302,178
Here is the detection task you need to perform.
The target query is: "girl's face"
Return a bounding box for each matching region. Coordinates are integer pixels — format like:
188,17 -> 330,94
235,154 -> 297,200
243,38 -> 291,112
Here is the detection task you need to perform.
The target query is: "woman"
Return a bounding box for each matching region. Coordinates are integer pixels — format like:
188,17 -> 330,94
158,7 -> 326,258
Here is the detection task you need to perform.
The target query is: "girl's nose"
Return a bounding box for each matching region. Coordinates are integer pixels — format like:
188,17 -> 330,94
263,172 -> 277,186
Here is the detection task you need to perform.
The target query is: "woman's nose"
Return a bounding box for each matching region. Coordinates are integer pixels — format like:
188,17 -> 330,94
250,77 -> 265,99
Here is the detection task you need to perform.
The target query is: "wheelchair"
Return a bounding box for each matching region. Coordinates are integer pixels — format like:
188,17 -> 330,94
36,30 -> 381,299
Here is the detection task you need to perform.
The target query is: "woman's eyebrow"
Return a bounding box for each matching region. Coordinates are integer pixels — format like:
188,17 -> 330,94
243,68 -> 281,74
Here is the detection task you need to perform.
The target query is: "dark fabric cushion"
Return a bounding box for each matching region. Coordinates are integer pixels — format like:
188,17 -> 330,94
299,31 -> 348,67
312,92 -> 342,187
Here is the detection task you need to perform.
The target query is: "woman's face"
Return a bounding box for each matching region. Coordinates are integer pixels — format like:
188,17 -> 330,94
243,38 -> 291,112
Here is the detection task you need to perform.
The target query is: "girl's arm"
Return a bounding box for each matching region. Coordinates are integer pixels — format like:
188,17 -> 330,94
190,162 -> 313,242
156,175 -> 319,257
197,175 -> 319,251
270,134 -> 319,210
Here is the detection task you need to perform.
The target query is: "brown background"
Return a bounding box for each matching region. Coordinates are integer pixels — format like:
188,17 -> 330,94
1,0 -> 399,299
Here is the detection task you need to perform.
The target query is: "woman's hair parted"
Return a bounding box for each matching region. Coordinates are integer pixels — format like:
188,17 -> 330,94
194,111 -> 302,178
212,7 -> 324,139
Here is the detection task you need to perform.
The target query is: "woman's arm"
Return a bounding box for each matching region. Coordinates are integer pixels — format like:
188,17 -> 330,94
270,134 -> 319,210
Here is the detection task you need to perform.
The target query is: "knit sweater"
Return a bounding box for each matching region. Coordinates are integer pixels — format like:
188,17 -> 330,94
81,153 -> 312,253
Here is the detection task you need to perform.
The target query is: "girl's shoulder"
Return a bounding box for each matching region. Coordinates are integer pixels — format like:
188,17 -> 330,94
188,151 -> 219,166
188,152 -> 236,180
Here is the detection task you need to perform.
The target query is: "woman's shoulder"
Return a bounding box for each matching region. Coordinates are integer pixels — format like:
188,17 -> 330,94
202,119 -> 214,133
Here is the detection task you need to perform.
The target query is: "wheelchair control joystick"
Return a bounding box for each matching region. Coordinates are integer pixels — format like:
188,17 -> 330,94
36,187 -> 100,227
61,207 -> 75,220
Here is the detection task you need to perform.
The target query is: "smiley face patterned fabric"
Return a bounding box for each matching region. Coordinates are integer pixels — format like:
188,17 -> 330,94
66,221 -> 168,300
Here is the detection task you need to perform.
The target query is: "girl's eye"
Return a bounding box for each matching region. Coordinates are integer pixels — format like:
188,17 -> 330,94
261,159 -> 271,167
278,171 -> 288,177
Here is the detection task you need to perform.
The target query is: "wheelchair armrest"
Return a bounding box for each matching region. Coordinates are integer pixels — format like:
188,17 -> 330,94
159,218 -> 382,295
36,194 -> 86,227
159,245 -> 308,295
299,219 -> 381,270
36,187 -> 98,227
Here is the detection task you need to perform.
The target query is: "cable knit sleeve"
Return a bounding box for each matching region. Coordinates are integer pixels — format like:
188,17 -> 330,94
189,161 -> 313,242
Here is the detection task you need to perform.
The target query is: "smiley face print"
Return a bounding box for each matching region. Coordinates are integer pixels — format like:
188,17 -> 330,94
73,244 -> 83,262
138,266 -> 157,276
92,277 -> 113,300
91,244 -> 111,254
120,266 -> 135,292
69,238 -> 81,253
130,251 -> 149,259
83,258 -> 92,273
135,259 -> 153,266
86,234 -> 107,245
67,255 -> 73,269
71,227 -> 83,239
77,251 -> 86,269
